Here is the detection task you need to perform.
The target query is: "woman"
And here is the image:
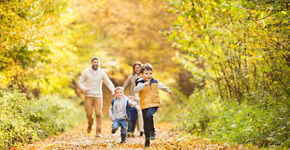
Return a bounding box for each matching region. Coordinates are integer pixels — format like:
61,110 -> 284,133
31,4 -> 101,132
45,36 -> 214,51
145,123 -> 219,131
123,62 -> 144,137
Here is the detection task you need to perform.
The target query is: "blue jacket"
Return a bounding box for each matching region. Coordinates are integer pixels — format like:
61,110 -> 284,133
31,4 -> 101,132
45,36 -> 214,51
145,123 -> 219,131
127,105 -> 138,121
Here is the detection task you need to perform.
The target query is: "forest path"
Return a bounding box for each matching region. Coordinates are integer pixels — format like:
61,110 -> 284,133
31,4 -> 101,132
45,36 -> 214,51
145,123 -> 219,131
20,120 -> 251,149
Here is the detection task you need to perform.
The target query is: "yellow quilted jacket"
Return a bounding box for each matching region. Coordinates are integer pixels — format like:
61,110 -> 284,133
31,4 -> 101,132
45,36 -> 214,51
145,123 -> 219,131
137,78 -> 160,109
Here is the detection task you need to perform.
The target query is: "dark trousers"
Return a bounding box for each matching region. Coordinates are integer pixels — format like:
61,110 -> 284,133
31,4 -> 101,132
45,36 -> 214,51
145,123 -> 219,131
142,107 -> 158,138
127,119 -> 137,132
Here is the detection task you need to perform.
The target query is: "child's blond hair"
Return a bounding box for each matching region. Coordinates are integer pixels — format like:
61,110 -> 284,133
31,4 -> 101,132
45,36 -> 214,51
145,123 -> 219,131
114,86 -> 124,93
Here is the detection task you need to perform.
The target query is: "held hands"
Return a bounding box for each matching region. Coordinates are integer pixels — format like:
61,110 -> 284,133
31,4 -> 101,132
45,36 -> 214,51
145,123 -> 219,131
132,102 -> 137,107
169,91 -> 172,95
85,89 -> 90,93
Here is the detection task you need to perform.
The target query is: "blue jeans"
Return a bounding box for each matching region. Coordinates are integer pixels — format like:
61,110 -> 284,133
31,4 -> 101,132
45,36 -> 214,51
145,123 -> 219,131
112,118 -> 127,134
142,107 -> 158,138
127,119 -> 137,133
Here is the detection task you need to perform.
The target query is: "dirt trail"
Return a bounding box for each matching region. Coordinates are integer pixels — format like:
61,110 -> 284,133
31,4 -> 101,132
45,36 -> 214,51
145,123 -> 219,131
20,120 -> 252,149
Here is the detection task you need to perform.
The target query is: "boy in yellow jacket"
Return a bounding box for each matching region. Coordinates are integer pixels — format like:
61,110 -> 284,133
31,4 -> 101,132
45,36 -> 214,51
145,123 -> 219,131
134,64 -> 172,147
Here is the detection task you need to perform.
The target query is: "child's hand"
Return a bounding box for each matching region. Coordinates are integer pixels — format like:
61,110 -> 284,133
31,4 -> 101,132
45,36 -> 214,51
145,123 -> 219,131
144,81 -> 149,86
132,102 -> 137,107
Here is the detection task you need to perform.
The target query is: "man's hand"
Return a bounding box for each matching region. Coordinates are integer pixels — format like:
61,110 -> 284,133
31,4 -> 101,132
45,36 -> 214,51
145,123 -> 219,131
85,89 -> 90,93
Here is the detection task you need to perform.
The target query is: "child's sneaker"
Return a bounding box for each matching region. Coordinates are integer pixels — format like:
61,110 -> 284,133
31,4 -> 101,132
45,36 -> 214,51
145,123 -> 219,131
120,133 -> 126,143
112,129 -> 116,134
145,137 -> 150,147
120,140 -> 126,144
150,132 -> 156,140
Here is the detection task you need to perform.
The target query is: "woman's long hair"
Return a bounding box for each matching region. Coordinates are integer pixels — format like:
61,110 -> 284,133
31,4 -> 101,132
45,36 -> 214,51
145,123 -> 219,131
132,62 -> 142,75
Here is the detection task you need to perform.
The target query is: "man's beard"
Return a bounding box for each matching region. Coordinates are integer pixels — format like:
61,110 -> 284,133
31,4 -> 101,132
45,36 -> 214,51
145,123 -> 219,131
92,65 -> 98,70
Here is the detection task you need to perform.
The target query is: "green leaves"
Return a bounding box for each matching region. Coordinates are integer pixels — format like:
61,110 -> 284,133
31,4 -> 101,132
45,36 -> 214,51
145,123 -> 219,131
168,0 -> 289,102
169,0 -> 289,147
0,88 -> 85,149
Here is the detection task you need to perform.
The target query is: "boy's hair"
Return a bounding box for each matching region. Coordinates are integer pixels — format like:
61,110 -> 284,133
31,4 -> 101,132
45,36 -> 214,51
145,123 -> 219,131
91,57 -> 100,62
132,62 -> 142,74
140,63 -> 153,74
114,86 -> 124,93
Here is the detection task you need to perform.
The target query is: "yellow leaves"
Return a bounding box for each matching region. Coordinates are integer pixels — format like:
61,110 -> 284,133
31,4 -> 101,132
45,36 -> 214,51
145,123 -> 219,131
19,120 -> 256,149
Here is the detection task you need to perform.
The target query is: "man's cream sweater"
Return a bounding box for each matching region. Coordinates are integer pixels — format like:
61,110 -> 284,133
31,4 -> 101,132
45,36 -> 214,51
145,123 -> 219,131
79,66 -> 115,98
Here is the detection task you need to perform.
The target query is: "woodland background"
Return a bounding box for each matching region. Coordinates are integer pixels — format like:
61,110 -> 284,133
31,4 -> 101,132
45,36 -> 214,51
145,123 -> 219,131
0,0 -> 288,149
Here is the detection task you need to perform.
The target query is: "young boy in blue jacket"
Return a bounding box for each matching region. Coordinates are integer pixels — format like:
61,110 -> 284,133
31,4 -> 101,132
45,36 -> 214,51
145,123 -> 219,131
127,96 -> 139,137
109,87 -> 137,143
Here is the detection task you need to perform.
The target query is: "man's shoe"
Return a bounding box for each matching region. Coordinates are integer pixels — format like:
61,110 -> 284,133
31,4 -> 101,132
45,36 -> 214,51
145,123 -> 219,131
87,126 -> 92,134
95,134 -> 101,138
112,129 -> 116,134
140,131 -> 144,136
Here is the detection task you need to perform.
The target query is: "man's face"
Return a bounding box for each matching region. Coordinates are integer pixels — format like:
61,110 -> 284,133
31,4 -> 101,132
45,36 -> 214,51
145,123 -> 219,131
91,59 -> 99,70
115,89 -> 123,99
142,70 -> 153,82
134,65 -> 141,74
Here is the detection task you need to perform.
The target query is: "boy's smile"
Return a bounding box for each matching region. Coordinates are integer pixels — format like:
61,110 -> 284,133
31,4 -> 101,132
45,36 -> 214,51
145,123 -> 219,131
115,89 -> 123,99
142,70 -> 153,82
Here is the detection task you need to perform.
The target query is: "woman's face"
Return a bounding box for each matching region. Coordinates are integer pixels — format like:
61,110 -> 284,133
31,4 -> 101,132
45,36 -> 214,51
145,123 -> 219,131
134,65 -> 141,74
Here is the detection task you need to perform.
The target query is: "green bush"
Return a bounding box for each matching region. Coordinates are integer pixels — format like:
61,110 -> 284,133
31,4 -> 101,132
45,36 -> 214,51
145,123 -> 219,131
177,89 -> 219,133
0,89 -> 85,149
207,100 -> 289,146
177,89 -> 289,147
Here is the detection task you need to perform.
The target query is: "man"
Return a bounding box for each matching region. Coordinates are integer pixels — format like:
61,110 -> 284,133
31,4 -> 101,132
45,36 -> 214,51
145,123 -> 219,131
79,57 -> 115,137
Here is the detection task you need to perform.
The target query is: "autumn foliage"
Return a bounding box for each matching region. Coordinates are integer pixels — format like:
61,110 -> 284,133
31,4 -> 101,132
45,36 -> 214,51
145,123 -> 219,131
0,0 -> 288,149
